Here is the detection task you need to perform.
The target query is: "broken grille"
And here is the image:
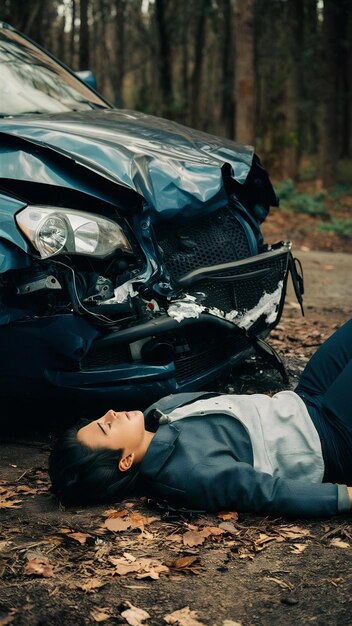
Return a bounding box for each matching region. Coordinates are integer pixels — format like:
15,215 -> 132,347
187,251 -> 289,317
155,206 -> 253,283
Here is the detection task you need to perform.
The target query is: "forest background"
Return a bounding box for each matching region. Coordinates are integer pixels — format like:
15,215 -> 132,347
0,4 -> 352,624
1,0 -> 352,242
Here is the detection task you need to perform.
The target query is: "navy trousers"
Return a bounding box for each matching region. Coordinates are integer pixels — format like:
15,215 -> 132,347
295,319 -> 352,483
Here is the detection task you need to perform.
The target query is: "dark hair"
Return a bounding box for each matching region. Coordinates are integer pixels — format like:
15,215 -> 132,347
48,420 -> 141,506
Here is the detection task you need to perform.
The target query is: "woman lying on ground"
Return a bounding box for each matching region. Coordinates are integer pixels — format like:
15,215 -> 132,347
49,319 -> 352,518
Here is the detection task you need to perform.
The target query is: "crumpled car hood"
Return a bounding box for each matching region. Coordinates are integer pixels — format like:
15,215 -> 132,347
0,109 -> 256,217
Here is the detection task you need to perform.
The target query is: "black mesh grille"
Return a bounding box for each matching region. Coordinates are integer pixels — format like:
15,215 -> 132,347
155,206 -> 252,282
81,344 -> 131,369
174,333 -> 249,383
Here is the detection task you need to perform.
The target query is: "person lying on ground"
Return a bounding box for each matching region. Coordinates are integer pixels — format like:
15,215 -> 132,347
49,319 -> 352,518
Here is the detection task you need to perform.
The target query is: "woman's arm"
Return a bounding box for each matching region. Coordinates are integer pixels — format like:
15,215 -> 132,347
186,460 -> 351,518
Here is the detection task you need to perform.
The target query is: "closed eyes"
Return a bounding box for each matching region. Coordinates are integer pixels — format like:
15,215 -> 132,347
97,423 -> 107,436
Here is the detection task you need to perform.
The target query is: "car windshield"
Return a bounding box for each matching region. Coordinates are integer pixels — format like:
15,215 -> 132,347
0,26 -> 110,117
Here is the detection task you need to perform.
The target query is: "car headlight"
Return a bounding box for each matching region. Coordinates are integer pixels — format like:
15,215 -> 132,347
16,206 -> 132,259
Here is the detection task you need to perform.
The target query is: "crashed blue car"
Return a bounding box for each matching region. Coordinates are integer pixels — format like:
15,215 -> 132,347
0,22 -> 303,411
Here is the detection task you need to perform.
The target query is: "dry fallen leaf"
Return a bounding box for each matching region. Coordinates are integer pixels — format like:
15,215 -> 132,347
15,485 -> 38,495
121,601 -> 150,626
182,526 -> 224,546
164,606 -> 206,626
222,621 -> 243,626
104,513 -> 159,533
103,508 -> 129,518
128,513 -> 159,530
109,555 -> 168,579
330,538 -> 350,549
166,556 -> 202,574
277,525 -> 312,540
90,607 -> 111,623
77,578 -> 106,593
0,492 -> 22,509
122,552 -> 137,562
137,564 -> 169,580
104,518 -> 132,532
217,511 -> 239,521
24,557 -> 53,578
254,533 -> 277,551
66,532 -> 93,545
182,530 -> 206,547
218,522 -> 238,535
200,526 -> 225,538
289,543 -> 308,554
110,561 -> 140,576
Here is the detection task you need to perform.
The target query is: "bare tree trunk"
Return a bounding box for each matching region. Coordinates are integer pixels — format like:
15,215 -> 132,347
337,0 -> 352,157
181,1 -> 190,124
79,0 -> 90,69
304,0 -> 319,155
348,2 -> 352,157
114,0 -> 126,108
56,14 -> 66,61
234,0 -> 255,145
220,0 -> 234,137
282,0 -> 303,180
70,0 -> 76,66
96,0 -> 112,97
319,0 -> 338,188
190,0 -> 211,129
23,0 -> 46,42
155,0 -> 173,118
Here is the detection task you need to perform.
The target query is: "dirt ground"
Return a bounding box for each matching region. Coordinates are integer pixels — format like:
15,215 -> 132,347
1,239 -> 352,625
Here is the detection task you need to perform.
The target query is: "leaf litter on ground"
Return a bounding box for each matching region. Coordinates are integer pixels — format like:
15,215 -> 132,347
164,606 -> 206,626
109,553 -> 169,579
120,601 -> 150,626
103,509 -> 160,533
23,556 -> 53,578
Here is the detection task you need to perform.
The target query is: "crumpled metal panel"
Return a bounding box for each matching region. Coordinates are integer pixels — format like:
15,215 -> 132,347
0,240 -> 31,274
0,193 -> 31,252
0,109 -> 255,219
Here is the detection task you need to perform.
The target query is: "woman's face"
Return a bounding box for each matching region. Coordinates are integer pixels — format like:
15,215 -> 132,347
77,410 -> 146,455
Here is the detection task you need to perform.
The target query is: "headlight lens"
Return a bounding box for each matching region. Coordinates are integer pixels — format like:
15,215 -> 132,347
34,214 -> 68,257
16,206 -> 132,259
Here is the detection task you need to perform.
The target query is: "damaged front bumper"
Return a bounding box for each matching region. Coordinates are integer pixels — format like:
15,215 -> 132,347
15,242 -> 301,408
